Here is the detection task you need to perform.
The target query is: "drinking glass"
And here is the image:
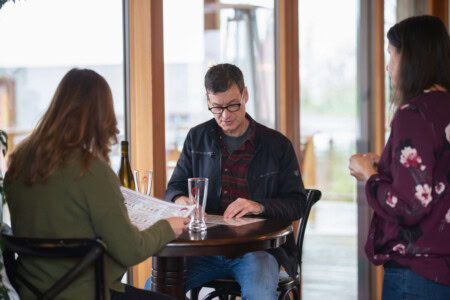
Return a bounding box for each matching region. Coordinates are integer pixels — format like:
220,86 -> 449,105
133,170 -> 153,196
188,178 -> 208,232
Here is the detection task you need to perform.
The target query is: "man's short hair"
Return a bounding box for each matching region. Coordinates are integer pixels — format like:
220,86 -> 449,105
204,63 -> 245,94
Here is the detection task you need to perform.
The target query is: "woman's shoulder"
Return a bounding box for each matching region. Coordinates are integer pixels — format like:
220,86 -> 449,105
395,91 -> 450,122
65,152 -> 116,183
409,91 -> 450,111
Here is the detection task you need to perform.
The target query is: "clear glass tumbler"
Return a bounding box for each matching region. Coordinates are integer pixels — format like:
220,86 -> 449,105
188,178 -> 208,232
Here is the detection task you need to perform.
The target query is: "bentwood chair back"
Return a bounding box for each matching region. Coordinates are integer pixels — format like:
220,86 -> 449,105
191,188 -> 322,300
1,233 -> 107,300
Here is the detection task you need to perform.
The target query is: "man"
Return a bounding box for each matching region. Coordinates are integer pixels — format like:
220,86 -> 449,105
148,63 -> 306,300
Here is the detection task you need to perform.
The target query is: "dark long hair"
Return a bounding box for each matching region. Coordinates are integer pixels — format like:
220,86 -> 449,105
387,15 -> 450,107
7,68 -> 118,185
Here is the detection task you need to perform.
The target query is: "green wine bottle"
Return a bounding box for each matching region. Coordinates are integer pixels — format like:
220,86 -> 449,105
117,141 -> 135,190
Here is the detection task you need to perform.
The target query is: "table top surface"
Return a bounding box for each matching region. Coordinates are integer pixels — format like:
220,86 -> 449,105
155,218 -> 292,257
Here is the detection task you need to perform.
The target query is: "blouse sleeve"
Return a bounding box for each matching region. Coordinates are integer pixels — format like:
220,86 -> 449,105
365,106 -> 436,226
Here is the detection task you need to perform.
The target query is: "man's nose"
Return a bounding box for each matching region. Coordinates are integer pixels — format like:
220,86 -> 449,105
222,109 -> 231,118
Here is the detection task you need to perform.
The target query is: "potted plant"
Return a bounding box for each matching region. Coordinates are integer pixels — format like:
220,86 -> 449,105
0,130 -> 19,300
0,0 -> 16,10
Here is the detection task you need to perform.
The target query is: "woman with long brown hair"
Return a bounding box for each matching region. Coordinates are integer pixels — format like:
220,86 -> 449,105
5,68 -> 188,300
349,16 -> 450,299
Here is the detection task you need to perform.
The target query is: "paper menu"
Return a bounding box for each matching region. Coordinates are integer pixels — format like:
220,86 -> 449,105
121,187 -> 194,231
205,215 -> 265,226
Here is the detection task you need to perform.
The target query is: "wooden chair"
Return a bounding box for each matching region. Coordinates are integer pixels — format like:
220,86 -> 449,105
1,233 -> 107,300
190,188 -> 322,300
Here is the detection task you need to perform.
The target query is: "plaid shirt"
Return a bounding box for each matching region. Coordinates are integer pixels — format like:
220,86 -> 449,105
218,121 -> 256,211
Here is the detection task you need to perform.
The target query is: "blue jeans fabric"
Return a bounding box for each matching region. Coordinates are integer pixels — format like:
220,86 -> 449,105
382,267 -> 450,300
144,251 -> 279,300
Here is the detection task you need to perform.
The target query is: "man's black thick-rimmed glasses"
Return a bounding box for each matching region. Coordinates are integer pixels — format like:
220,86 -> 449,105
208,103 -> 241,114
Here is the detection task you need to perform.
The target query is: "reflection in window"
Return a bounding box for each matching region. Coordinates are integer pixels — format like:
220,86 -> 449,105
164,0 -> 275,181
0,0 -> 125,171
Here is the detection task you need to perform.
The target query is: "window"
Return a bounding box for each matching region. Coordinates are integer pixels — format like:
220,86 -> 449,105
299,0 -> 358,298
163,0 -> 275,181
0,0 -> 125,172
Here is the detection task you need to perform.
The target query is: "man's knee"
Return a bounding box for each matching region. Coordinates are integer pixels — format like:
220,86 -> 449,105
232,251 -> 279,300
240,251 -> 279,275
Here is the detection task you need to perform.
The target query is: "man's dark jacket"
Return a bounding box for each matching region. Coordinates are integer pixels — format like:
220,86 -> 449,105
166,114 -> 307,278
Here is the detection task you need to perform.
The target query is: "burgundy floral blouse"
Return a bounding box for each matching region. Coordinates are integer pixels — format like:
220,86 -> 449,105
365,91 -> 450,286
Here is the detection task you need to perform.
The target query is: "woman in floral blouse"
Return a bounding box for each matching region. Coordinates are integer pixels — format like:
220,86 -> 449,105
349,15 -> 450,299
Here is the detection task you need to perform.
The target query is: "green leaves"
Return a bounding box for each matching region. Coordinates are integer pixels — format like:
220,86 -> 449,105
0,130 -> 7,207
0,131 -> 7,157
0,0 -> 16,10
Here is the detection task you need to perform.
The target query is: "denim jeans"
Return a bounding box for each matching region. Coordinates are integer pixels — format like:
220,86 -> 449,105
383,267 -> 450,300
144,251 -> 279,300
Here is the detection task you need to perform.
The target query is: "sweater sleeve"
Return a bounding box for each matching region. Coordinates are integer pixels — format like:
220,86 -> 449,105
80,160 -> 175,267
365,106 -> 436,226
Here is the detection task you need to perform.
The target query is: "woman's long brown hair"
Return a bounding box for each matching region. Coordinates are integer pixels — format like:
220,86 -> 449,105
7,68 -> 118,185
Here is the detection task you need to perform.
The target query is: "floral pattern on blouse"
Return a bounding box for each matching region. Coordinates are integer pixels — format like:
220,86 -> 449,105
364,91 -> 450,286
415,184 -> 432,207
400,146 -> 422,167
385,192 -> 398,208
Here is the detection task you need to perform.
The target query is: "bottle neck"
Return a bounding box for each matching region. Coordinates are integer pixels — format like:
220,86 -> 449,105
121,142 -> 129,157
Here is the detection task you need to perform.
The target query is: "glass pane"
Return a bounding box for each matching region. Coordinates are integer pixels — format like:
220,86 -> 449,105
299,0 -> 357,299
0,0 -> 125,173
384,0 -> 428,139
164,0 -> 275,181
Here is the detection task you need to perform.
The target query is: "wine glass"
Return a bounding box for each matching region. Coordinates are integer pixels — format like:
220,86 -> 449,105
133,170 -> 153,196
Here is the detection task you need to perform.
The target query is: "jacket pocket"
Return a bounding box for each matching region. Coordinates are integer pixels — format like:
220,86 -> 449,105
191,150 -> 216,157
258,171 -> 279,178
253,170 -> 279,198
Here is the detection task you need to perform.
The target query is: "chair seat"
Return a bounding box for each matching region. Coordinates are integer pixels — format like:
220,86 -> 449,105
201,270 -> 299,294
191,189 -> 322,300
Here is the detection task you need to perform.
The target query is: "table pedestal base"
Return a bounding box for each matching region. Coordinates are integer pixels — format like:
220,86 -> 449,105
151,257 -> 185,299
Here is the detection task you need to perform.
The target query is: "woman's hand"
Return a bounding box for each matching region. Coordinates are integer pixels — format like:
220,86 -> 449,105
349,153 -> 378,182
174,195 -> 190,205
363,152 -> 380,168
166,217 -> 190,238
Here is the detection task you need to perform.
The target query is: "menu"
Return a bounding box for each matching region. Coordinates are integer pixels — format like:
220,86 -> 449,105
206,215 -> 265,226
121,187 -> 194,231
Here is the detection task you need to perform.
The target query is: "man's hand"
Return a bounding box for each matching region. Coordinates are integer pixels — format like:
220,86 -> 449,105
174,195 -> 190,205
224,198 -> 264,219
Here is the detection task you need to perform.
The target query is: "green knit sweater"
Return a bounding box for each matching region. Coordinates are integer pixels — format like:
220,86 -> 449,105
4,154 -> 175,300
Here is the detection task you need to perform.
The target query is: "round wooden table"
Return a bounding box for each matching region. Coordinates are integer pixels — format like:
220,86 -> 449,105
151,218 -> 292,299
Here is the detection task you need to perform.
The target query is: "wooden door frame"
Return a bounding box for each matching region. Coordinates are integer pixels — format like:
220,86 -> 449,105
126,0 -> 166,288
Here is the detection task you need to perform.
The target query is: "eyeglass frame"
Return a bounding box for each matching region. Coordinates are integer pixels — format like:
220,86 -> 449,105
207,91 -> 245,115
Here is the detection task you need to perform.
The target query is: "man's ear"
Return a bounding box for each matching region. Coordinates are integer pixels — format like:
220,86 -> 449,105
243,87 -> 249,104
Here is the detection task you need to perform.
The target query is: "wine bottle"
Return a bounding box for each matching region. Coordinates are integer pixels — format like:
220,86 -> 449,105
117,141 -> 135,190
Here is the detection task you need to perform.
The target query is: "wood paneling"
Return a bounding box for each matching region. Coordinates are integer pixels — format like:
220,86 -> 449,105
428,0 -> 449,29
128,0 -> 166,289
277,0 -> 301,163
374,1 -> 385,157
373,1 -> 385,299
